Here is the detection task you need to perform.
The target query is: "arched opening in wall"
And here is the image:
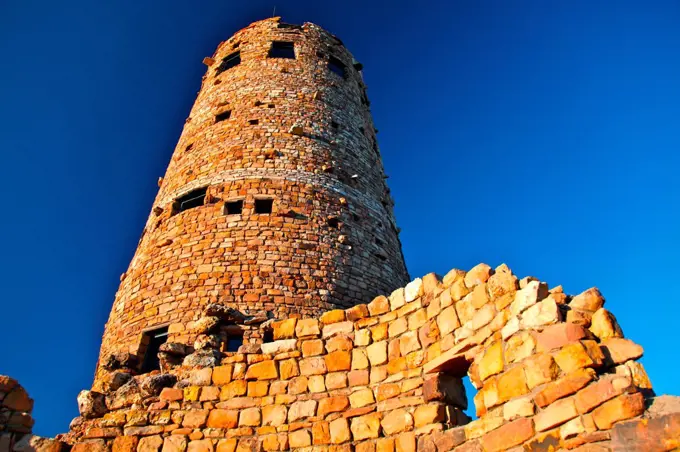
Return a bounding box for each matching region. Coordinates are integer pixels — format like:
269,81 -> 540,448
425,351 -> 476,428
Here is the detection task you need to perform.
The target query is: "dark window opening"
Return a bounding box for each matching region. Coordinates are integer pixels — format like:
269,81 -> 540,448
254,100 -> 263,106
263,330 -> 274,343
353,62 -> 364,71
269,41 -> 296,59
226,335 -> 243,352
224,199 -> 243,215
249,119 -> 259,125
328,56 -> 347,79
215,110 -> 231,123
217,51 -> 241,74
268,103 -> 275,108
331,121 -> 339,130
141,326 -> 168,373
185,143 -> 193,152
375,253 -> 387,262
174,187 -> 207,213
352,213 -> 360,222
359,127 -> 365,135
375,237 -> 385,247
327,217 -> 340,228
254,198 -> 273,214
278,23 -> 302,30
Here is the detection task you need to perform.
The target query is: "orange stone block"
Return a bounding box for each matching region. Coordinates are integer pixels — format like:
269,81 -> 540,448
325,350 -> 352,372
592,392 -> 645,430
479,417 -> 534,452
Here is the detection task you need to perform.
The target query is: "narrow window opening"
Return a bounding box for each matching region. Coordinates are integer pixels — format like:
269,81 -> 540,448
185,143 -> 193,152
224,200 -> 243,215
327,217 -> 340,228
359,127 -> 365,135
263,330 -> 274,343
226,335 -> 243,352
375,237 -> 385,247
249,119 -> 259,125
140,326 -> 168,373
278,23 -> 302,30
254,100 -> 263,107
352,213 -> 360,222
174,187 -> 207,213
328,56 -> 347,79
331,121 -> 339,130
268,103 -> 275,108
215,110 -> 231,123
375,253 -> 387,262
254,198 -> 274,214
462,375 -> 477,421
269,41 -> 296,59
217,51 -> 241,74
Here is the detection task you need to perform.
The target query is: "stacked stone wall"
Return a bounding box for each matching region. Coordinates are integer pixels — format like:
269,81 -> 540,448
56,263 -> 680,451
97,17 -> 410,379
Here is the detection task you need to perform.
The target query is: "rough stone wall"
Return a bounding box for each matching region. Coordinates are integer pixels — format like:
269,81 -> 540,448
58,264 -> 680,452
97,17 -> 409,379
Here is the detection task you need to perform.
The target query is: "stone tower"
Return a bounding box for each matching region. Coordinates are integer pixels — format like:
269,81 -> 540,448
96,17 -> 409,377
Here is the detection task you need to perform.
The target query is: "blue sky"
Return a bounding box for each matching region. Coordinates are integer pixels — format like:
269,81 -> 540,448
1,0 -> 679,436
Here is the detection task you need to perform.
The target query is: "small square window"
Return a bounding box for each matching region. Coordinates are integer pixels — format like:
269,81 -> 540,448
217,51 -> 241,74
226,335 -> 243,352
215,110 -> 231,122
140,326 -> 168,373
249,119 -> 259,125
269,41 -> 296,59
331,121 -> 339,129
174,187 -> 207,213
254,198 -> 274,214
328,56 -> 347,79
224,199 -> 243,215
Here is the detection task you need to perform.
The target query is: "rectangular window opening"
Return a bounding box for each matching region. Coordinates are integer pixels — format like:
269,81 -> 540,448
328,56 -> 347,79
217,51 -> 241,74
224,199 -> 243,215
331,121 -> 339,130
226,335 -> 243,352
141,326 -> 169,373
174,187 -> 207,213
249,119 -> 259,125
215,110 -> 232,123
269,41 -> 296,59
254,198 -> 274,214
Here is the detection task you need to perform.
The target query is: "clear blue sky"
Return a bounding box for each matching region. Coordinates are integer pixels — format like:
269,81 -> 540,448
1,0 -> 679,437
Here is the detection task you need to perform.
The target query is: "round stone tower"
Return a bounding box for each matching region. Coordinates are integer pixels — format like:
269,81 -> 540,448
96,17 -> 409,374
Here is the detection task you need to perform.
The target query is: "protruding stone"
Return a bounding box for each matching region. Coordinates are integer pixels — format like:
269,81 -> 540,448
601,338 -> 643,365
464,264 -> 493,288
570,287 -> 605,312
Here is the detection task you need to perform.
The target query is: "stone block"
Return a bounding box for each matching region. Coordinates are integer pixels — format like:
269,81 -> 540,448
592,392 -> 645,430
414,403 -> 447,427
351,413 -> 381,440
330,417 -> 351,444
238,407 -> 261,427
299,357 -> 327,375
325,350 -> 352,372
534,397 -> 578,432
479,417 -> 534,452
273,319 -> 297,340
601,338 -> 644,365
534,368 -> 596,408
368,295 -> 391,316
535,323 -> 587,352
262,404 -> 287,426
321,310 -> 346,325
589,308 -> 623,340
288,429 -> 311,448
296,319 -> 321,337
497,365 -> 529,403
301,339 -> 324,357
478,341 -> 504,381
367,341 -> 388,366
570,287 -> 605,312
245,360 -> 278,380
350,388 -> 375,408
207,409 -> 238,428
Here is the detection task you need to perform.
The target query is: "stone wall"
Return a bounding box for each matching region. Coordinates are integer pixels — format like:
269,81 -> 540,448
0,376 -> 65,451
57,263 -> 680,451
96,16 -> 410,381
